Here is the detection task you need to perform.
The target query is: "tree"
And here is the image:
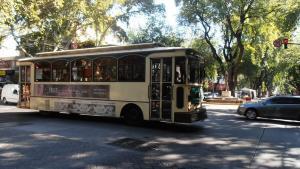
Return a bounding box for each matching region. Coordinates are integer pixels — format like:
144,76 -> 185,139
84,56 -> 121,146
0,1 -> 19,50
242,0 -> 300,95
84,0 -> 164,46
0,0 -> 164,56
176,0 -> 300,96
287,64 -> 300,94
190,38 -> 217,80
127,17 -> 183,47
275,46 -> 300,95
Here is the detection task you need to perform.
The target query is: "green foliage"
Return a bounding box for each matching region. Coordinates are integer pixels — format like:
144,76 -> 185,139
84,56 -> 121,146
0,35 -> 5,45
78,40 -> 96,48
287,64 -> 300,94
276,46 -> 300,94
0,0 -> 163,56
0,0 -> 14,47
190,39 -> 217,80
177,0 -> 300,95
128,17 -> 183,47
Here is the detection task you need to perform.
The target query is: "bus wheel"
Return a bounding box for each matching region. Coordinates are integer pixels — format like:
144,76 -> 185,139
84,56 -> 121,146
69,113 -> 80,117
123,105 -> 143,126
39,110 -> 59,116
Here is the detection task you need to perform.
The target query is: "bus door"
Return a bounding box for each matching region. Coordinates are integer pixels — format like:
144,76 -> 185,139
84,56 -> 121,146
150,58 -> 172,121
19,66 -> 31,108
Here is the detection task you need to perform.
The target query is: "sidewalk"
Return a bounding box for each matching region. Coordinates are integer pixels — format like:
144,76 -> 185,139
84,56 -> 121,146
0,104 -> 37,113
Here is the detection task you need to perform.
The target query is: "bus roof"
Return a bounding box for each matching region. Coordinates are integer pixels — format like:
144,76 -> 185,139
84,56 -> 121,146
18,43 -> 201,62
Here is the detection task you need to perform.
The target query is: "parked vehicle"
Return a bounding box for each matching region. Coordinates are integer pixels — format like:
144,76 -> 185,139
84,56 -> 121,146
204,92 -> 219,99
241,88 -> 256,99
237,96 -> 300,121
1,84 -> 19,104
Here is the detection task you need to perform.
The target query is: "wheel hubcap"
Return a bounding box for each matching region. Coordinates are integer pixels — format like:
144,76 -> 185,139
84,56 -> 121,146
247,110 -> 256,119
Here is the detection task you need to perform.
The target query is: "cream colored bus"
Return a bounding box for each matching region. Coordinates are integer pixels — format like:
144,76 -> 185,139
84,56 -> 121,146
17,43 -> 207,124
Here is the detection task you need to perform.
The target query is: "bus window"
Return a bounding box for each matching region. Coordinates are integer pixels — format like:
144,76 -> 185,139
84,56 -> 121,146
21,66 -> 25,82
93,57 -> 117,82
118,55 -> 145,82
71,59 -> 92,82
151,59 -> 160,82
175,57 -> 186,84
35,61 -> 51,82
52,60 -> 70,82
163,58 -> 172,82
26,66 -> 31,83
188,58 -> 200,83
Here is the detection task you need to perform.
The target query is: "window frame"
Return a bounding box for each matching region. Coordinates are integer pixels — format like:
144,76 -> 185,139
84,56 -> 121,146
118,54 -> 146,82
70,58 -> 93,82
93,56 -> 117,82
34,61 -> 52,82
174,57 -> 186,84
52,59 -> 70,82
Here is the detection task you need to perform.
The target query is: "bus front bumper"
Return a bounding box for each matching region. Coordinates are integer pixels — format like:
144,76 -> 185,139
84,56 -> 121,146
174,108 -> 207,123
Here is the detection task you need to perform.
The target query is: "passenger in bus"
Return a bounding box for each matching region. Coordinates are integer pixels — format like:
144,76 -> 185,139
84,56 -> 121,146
72,63 -> 78,81
23,84 -> 30,104
84,66 -> 92,82
95,65 -> 103,81
175,66 -> 182,83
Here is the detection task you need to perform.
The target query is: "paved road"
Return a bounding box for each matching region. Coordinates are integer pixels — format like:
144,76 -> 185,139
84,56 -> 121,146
0,104 -> 299,169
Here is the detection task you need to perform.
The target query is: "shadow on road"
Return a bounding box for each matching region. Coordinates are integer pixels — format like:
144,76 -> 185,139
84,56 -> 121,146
242,117 -> 300,126
0,111 -> 204,133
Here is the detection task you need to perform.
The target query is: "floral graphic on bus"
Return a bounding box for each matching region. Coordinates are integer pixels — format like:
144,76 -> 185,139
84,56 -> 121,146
54,101 -> 115,116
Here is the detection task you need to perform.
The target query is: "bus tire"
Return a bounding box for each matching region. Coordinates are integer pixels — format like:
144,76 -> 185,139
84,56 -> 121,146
69,112 -> 80,117
122,104 -> 143,126
39,110 -> 59,116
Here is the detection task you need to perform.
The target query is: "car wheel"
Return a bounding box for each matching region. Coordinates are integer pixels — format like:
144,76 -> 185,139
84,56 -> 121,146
2,97 -> 7,104
245,109 -> 257,120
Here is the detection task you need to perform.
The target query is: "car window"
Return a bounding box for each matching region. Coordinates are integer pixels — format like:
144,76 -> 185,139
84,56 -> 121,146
270,97 -> 300,104
289,98 -> 300,104
265,99 -> 273,104
13,89 -> 18,95
268,97 -> 287,104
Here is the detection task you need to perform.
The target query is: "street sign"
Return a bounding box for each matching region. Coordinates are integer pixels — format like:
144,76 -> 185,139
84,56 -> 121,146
273,39 -> 282,48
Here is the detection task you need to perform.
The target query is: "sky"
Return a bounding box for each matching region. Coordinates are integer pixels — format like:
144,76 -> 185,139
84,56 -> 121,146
118,0 -> 179,34
154,0 -> 178,28
0,36 -> 19,57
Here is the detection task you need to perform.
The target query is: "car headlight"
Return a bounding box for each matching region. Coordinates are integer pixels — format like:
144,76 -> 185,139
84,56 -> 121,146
239,104 -> 245,108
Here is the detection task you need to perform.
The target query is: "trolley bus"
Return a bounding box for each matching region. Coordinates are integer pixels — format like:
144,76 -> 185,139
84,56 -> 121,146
17,43 -> 207,124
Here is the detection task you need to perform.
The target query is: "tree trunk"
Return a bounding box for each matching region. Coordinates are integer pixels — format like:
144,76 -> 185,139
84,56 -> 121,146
228,65 -> 238,97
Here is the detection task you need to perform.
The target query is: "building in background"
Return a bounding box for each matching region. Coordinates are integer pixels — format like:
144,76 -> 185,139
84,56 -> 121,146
0,56 -> 19,87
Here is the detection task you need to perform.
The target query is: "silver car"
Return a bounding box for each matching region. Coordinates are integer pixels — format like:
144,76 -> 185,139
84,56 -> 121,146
237,96 -> 300,120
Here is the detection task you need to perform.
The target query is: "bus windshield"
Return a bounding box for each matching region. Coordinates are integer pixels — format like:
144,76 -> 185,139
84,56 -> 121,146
188,57 -> 201,83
